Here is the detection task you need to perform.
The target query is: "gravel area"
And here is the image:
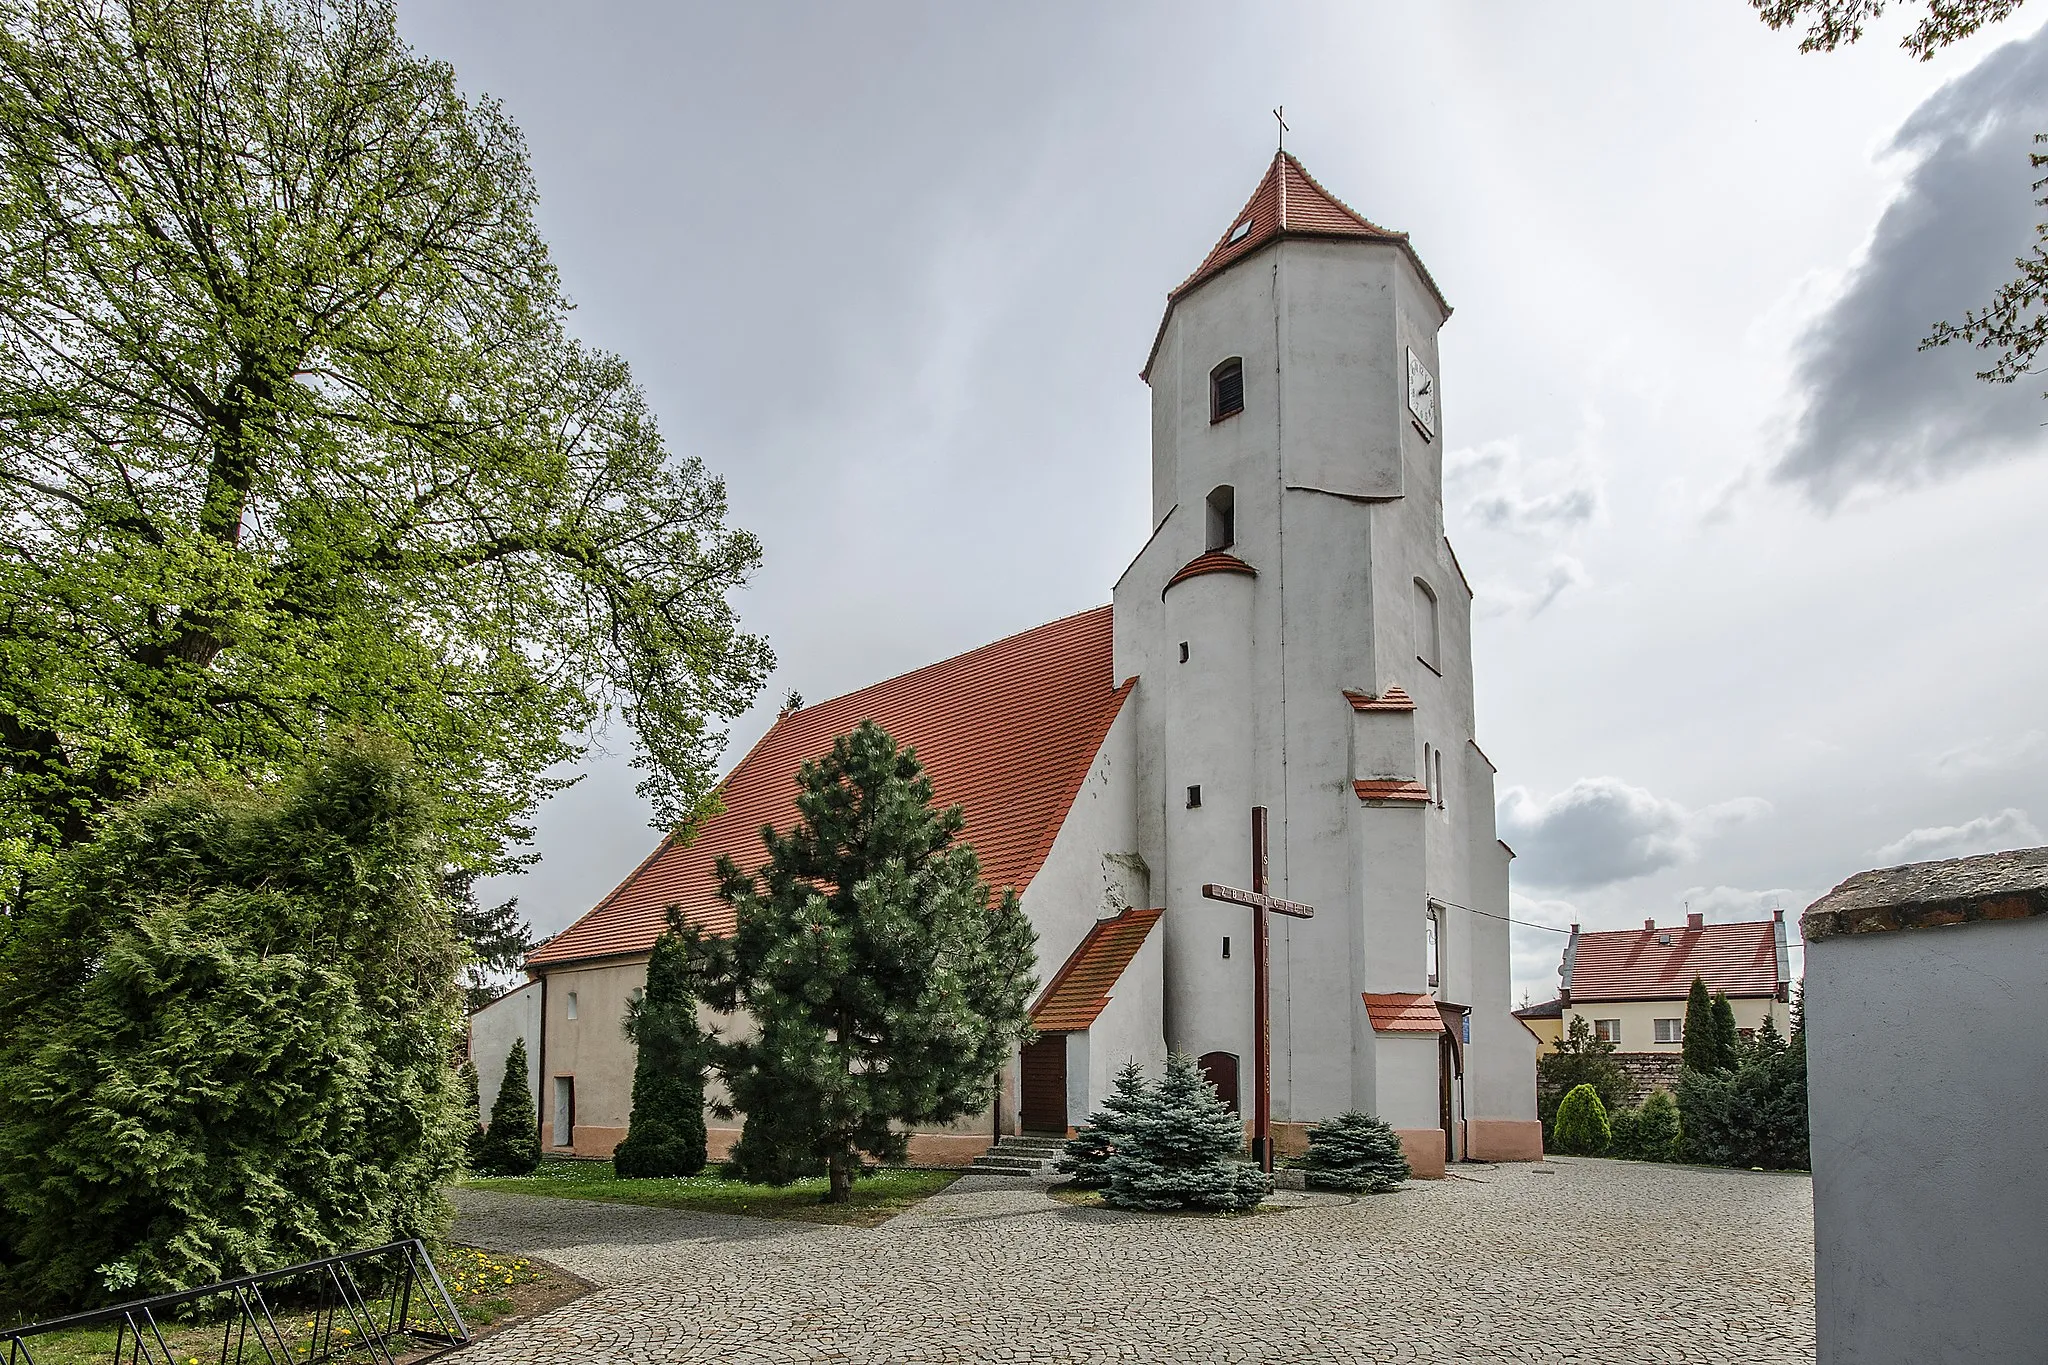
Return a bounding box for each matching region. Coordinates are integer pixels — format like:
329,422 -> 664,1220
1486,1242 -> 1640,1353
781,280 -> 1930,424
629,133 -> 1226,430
451,1157 -> 1814,1363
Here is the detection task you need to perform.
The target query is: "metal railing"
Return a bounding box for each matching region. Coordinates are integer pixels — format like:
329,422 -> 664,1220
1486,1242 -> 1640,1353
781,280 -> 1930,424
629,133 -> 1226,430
2,1239 -> 470,1365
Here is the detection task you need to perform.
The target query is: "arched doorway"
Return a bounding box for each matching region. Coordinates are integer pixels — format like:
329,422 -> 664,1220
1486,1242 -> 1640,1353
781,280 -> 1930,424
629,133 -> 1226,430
1198,1051 -> 1241,1114
1020,1035 -> 1068,1134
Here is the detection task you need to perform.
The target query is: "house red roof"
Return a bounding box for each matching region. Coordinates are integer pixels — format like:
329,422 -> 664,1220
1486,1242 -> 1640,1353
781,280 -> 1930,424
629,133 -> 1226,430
1362,992 -> 1446,1034
1030,907 -> 1164,1033
1163,550 -> 1257,595
528,606 -> 1132,968
1564,919 -> 1784,1003
1143,152 -> 1451,380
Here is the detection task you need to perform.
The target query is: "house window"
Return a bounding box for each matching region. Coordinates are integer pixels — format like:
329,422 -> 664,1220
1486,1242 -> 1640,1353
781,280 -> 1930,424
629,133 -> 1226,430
1594,1019 -> 1621,1044
1205,484 -> 1235,550
1186,784 -> 1202,809
1654,1018 -> 1683,1044
565,991 -> 578,1021
1413,578 -> 1440,672
1211,359 -> 1244,422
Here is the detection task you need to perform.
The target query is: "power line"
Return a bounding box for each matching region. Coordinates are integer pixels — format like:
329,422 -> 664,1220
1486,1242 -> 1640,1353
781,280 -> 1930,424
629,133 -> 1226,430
1430,897 -> 1571,934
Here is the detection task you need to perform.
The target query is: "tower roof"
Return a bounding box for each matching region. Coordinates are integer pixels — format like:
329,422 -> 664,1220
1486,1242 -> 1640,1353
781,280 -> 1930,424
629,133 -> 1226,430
1142,151 -> 1451,380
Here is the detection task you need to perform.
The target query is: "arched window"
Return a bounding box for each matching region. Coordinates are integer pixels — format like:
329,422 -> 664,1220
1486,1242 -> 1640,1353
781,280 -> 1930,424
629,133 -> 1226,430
1435,748 -> 1445,809
1210,358 -> 1244,422
1205,485 -> 1235,551
1413,578 -> 1440,672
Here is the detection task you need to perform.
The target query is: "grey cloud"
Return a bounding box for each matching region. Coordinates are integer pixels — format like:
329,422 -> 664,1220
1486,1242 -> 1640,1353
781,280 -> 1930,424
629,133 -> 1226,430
1498,777 -> 1772,890
1872,807 -> 2042,863
1774,22 -> 2048,505
1474,554 -> 1588,619
1929,728 -> 2048,778
1447,439 -> 1603,536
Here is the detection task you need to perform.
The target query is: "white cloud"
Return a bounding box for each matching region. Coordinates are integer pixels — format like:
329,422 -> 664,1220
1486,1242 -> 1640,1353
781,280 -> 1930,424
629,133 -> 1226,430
1473,554 -> 1589,620
1872,808 -> 2043,865
1928,730 -> 2048,779
1447,436 -> 1605,538
1508,893 -> 1579,1008
1499,777 -> 1773,890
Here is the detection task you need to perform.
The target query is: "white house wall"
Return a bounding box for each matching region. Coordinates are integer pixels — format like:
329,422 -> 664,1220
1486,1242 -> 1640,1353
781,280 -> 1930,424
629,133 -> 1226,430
469,982 -> 540,1127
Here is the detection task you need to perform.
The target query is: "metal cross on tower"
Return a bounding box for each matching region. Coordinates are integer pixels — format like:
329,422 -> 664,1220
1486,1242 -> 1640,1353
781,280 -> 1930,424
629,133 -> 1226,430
1202,805 -> 1313,1172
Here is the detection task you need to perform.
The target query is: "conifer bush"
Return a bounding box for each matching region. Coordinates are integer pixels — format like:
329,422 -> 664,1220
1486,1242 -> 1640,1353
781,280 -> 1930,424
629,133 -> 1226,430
1550,1083 -> 1612,1155
1610,1089 -> 1682,1162
1678,1009 -> 1809,1170
1103,1052 -> 1270,1212
474,1038 -> 541,1176
1058,1059 -> 1150,1188
0,740 -> 465,1308
1294,1112 -> 1411,1193
459,1060 -> 486,1171
612,931 -> 710,1178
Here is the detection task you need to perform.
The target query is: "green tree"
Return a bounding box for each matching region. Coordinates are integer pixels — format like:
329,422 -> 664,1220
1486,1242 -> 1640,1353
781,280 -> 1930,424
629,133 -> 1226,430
704,722 -> 1037,1203
458,1059 -> 485,1171
0,738 -> 464,1308
1551,1084 -> 1613,1156
1294,1112 -> 1411,1193
474,1036 -> 540,1177
0,0 -> 770,900
1058,1059 -> 1150,1189
1537,1015 -> 1631,1142
611,929 -> 709,1179
445,872 -> 536,1013
1102,1052 -> 1269,1213
1610,1089 -> 1683,1162
1681,976 -> 1722,1072
1712,993 -> 1741,1070
1750,0 -> 2046,397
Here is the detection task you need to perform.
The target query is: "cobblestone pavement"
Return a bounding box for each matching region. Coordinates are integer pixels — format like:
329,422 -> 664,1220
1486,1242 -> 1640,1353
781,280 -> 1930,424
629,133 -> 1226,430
451,1158 -> 1814,1364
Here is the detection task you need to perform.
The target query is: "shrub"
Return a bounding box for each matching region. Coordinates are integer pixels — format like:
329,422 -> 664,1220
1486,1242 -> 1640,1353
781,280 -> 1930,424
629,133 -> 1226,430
1058,1059 -> 1149,1189
1537,1016 -> 1631,1144
459,1060 -> 486,1171
1679,1023 -> 1808,1170
1611,1089 -> 1682,1162
612,931 -> 709,1178
1294,1112 -> 1410,1193
474,1038 -> 541,1176
1103,1052 -> 1269,1212
1551,1084 -> 1612,1155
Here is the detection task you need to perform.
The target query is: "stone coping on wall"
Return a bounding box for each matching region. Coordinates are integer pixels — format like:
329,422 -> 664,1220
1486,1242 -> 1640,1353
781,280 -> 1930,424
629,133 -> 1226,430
1802,845 -> 2048,943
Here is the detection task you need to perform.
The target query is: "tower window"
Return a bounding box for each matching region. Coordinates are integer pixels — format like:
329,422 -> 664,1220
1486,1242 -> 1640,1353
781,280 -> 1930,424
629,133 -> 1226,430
1435,749 -> 1445,809
1205,485 -> 1235,551
1222,936 -> 1231,959
1423,744 -> 1433,802
1210,358 -> 1244,423
1178,641 -> 1190,663
1413,578 -> 1440,673
1187,784 -> 1202,809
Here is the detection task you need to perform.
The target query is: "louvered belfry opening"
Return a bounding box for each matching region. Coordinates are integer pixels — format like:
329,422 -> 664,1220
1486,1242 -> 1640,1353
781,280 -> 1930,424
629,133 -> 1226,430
1210,357 -> 1244,422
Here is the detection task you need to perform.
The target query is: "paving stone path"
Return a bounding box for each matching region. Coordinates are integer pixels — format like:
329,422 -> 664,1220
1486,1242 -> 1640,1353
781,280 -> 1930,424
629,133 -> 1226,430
452,1158 -> 1814,1364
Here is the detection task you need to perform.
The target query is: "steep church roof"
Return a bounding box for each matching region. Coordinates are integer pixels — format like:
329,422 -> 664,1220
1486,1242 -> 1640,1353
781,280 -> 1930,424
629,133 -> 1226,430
1142,151 -> 1451,380
528,606 -> 1132,968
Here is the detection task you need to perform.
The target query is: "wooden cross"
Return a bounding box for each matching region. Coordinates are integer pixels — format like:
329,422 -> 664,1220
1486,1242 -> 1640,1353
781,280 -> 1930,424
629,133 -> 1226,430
1203,805 -> 1313,1172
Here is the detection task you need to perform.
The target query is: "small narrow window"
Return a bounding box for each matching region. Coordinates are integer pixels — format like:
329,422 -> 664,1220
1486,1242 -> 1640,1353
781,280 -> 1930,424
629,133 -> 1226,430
1178,641 -> 1190,663
1413,578 -> 1440,673
1186,784 -> 1202,809
1654,1018 -> 1683,1045
1205,485 -> 1235,550
1222,936 -> 1232,959
1594,1019 -> 1621,1044
552,1076 -> 575,1148
1434,749 -> 1445,809
1423,744 -> 1433,802
565,991 -> 578,1021
1210,359 -> 1244,422
1227,218 -> 1253,244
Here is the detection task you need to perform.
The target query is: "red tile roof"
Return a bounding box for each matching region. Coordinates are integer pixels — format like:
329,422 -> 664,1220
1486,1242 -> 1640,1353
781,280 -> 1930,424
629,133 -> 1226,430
1565,920 -> 1783,1003
1344,686 -> 1415,712
1163,550 -> 1257,595
529,606 -> 1133,968
1143,152 -> 1451,380
1362,992 -> 1446,1033
1030,907 -> 1164,1033
1354,780 -> 1431,804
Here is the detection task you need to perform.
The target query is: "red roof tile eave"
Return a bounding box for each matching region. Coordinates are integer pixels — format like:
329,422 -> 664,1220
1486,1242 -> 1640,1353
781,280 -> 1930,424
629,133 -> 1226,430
1567,989 -> 1782,1004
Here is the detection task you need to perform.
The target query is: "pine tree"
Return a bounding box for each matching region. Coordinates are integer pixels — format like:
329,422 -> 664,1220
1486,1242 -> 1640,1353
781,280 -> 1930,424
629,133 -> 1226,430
704,722 -> 1037,1202
1103,1052 -> 1270,1212
1551,1083 -> 1612,1155
1681,976 -> 1719,1072
612,931 -> 709,1178
458,1061 -> 485,1171
474,1038 -> 540,1177
1058,1059 -> 1150,1188
1711,992 -> 1741,1070
1295,1112 -> 1411,1193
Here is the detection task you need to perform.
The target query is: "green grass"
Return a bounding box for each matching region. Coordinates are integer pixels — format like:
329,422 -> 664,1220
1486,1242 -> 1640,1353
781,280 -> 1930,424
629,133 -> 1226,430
462,1159 -> 959,1226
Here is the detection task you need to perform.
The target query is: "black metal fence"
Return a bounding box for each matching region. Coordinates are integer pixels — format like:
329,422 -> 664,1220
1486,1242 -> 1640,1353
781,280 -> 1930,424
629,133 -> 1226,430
2,1239 -> 470,1365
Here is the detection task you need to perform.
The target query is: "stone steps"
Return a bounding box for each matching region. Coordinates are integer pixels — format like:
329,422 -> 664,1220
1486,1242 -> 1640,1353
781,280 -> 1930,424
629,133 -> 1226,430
966,1134 -> 1067,1176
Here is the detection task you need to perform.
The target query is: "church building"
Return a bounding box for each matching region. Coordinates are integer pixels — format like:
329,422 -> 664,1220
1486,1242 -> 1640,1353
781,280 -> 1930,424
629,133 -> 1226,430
469,152 -> 1543,1177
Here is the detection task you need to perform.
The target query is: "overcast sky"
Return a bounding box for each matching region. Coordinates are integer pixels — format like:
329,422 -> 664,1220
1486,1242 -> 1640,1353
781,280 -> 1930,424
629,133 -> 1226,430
407,2 -> 2048,1006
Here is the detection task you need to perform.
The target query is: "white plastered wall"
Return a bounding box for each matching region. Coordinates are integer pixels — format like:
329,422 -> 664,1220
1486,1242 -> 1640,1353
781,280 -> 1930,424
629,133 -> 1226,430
469,981 -> 540,1126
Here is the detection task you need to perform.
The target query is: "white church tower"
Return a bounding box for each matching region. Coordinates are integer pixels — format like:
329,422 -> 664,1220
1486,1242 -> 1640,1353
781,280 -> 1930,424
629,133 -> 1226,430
1112,152 -> 1539,1169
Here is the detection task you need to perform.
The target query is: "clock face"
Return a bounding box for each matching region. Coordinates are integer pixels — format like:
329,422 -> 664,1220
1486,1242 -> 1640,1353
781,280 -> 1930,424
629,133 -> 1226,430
1405,348 -> 1437,439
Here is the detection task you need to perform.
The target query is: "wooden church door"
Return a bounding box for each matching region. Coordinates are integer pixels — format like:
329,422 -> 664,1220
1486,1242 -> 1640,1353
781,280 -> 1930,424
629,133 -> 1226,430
1198,1051 -> 1241,1114
1020,1035 -> 1068,1133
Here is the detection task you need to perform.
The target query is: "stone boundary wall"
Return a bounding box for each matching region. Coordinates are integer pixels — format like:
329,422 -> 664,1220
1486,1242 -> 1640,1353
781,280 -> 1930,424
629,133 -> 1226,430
1614,1052 -> 1681,1100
